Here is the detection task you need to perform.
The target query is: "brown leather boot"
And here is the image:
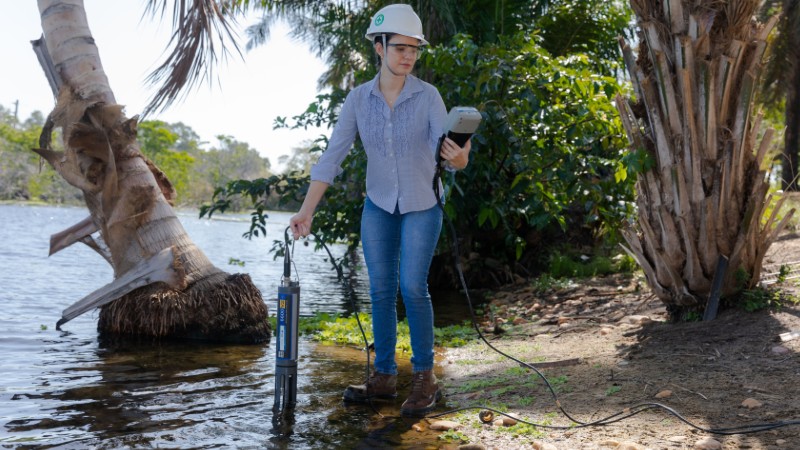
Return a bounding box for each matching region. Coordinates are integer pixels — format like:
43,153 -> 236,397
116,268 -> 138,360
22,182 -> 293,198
400,370 -> 442,416
343,372 -> 397,403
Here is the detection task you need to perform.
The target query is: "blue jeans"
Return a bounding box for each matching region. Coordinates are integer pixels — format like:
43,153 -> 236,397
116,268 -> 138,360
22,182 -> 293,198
360,197 -> 443,374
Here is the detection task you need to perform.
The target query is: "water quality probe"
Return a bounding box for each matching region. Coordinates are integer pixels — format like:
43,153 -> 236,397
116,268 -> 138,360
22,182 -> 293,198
273,227 -> 301,414
426,107 -> 800,435
272,227 -> 366,416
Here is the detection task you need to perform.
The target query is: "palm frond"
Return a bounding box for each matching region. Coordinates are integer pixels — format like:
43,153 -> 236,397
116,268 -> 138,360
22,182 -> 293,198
141,0 -> 248,117
244,14 -> 279,51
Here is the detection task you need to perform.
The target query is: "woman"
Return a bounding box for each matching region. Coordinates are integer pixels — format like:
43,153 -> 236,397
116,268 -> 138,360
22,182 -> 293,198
289,3 -> 471,417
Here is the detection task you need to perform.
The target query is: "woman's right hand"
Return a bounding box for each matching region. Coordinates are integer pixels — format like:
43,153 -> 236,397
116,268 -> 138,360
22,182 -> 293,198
289,211 -> 313,240
289,180 -> 330,240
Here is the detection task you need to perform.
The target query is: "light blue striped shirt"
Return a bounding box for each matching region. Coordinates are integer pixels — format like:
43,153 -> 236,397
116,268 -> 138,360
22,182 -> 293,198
310,73 -> 447,214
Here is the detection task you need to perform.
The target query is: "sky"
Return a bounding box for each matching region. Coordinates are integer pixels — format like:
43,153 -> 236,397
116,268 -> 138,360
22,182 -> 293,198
0,1 -> 328,172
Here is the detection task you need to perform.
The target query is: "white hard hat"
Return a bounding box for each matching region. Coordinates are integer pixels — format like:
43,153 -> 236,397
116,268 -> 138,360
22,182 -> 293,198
365,4 -> 429,46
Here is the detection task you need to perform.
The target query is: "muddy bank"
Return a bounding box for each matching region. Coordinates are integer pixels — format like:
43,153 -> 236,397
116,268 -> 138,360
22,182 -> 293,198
430,272 -> 800,450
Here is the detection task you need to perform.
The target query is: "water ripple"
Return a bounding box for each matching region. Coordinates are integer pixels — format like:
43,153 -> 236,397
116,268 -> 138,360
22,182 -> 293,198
0,205 -> 458,449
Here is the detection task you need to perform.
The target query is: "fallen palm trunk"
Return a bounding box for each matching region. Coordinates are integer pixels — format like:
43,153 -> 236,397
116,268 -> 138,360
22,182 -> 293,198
34,0 -> 270,342
57,247 -> 185,329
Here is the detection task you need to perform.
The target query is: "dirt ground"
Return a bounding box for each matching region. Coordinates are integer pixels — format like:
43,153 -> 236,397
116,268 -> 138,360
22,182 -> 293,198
433,233 -> 800,450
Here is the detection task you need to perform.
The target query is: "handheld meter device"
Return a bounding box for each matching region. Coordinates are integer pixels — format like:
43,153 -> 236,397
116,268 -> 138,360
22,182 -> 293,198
443,106 -> 482,147
433,106 -> 482,194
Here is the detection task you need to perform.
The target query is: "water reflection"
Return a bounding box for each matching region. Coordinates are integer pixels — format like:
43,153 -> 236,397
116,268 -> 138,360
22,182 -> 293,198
4,334 -> 455,449
7,339 -> 266,448
0,205 -> 470,448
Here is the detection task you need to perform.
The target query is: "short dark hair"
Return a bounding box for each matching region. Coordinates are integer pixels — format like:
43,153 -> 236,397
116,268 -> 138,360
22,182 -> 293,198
373,33 -> 396,45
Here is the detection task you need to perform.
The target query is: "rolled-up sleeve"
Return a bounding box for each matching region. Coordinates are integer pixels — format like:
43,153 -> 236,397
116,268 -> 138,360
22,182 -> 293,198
310,90 -> 359,184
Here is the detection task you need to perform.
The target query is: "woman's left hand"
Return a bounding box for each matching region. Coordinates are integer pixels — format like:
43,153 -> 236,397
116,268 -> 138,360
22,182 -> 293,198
440,137 -> 471,170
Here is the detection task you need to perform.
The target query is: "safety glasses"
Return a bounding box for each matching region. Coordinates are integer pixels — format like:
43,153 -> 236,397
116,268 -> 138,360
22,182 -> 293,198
387,43 -> 423,60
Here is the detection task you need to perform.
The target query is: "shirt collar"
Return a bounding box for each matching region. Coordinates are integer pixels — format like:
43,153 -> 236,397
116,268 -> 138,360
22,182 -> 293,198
369,73 -> 424,106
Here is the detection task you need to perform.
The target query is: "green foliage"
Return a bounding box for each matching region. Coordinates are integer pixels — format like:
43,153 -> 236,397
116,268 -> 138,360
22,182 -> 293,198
228,258 -> 246,267
204,88 -> 367,264
422,33 -> 635,284
159,151 -> 196,200
137,121 -> 199,203
200,173 -> 320,242
734,267 -> 751,290
0,106 -> 79,203
548,374 -> 570,393
530,274 -> 577,294
451,377 -> 508,394
138,120 -> 178,158
762,188 -> 800,230
778,264 -> 791,283
737,287 -> 799,312
0,109 -> 272,208
517,396 -> 534,407
438,429 -> 469,444
535,0 -> 634,76
246,1 -> 633,90
278,312 -> 475,350
267,312 -> 347,337
496,419 -> 548,439
27,170 -> 64,201
758,0 -> 799,108
683,310 -> 702,322
605,385 -> 621,396
504,366 -> 529,377
201,1 -> 637,286
433,320 -> 475,347
549,252 -> 636,278
619,147 -> 656,181
211,32 -> 635,286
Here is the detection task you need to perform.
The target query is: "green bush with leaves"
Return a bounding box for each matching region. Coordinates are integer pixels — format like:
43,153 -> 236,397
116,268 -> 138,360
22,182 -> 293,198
203,32 -> 635,286
423,33 -> 635,284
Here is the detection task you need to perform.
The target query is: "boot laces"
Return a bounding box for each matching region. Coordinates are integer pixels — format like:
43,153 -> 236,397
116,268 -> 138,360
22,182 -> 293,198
409,372 -> 425,397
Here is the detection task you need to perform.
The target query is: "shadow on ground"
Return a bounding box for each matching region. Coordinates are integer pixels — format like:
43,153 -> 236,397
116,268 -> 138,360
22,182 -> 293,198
437,273 -> 800,449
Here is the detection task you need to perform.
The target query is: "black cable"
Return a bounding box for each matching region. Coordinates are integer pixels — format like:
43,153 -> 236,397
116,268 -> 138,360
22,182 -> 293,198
297,158 -> 800,435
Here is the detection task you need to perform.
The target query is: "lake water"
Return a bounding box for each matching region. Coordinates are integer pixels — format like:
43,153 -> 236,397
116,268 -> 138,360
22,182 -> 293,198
0,204 -> 472,449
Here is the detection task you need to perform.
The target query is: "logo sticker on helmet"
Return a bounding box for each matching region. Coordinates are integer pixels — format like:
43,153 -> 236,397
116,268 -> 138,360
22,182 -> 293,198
374,14 -> 384,26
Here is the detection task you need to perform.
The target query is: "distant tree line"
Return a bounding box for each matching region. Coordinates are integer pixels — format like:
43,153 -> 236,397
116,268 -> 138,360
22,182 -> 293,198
0,104 -> 295,211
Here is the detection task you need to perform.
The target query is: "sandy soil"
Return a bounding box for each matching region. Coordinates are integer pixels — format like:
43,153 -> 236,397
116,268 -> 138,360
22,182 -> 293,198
432,234 -> 800,450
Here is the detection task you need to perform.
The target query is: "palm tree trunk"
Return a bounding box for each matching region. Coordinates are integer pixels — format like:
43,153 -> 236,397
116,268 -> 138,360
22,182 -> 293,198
35,0 -> 270,342
783,82 -> 800,191
782,1 -> 800,191
617,0 -> 795,318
